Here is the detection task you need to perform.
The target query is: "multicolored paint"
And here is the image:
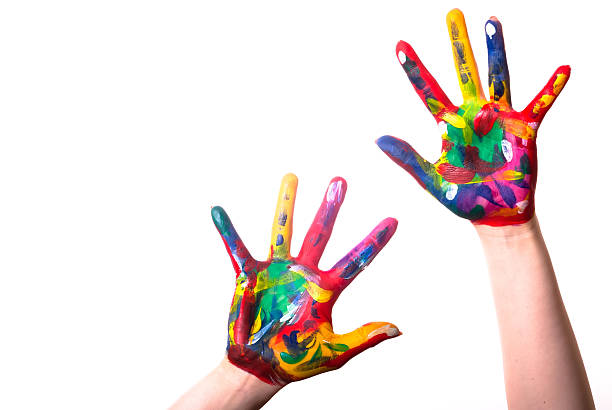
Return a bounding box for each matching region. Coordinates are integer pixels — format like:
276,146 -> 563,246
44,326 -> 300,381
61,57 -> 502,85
377,9 -> 570,226
211,174 -> 400,385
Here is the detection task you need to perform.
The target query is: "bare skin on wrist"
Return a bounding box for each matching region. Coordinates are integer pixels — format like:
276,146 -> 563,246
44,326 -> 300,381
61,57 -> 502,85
170,358 -> 281,410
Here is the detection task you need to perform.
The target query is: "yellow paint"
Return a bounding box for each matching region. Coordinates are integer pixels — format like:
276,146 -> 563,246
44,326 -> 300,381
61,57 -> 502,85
464,169 -> 524,184
490,207 -> 520,217
269,321 -> 395,379
532,94 -> 554,115
253,270 -> 302,293
304,281 -> 333,303
553,73 -> 568,95
426,98 -> 445,114
441,111 -> 467,128
501,170 -> 524,180
489,81 -> 511,108
446,9 -> 485,101
269,173 -> 298,259
228,321 -> 235,344
250,308 -> 262,335
503,118 -> 536,140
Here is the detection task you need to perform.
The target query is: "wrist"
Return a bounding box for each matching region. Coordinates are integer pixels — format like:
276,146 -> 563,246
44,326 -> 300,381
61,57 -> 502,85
212,357 -> 282,408
170,357 -> 282,410
474,215 -> 541,244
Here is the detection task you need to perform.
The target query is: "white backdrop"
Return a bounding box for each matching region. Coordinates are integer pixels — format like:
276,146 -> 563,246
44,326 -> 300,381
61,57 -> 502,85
1,0 -> 610,409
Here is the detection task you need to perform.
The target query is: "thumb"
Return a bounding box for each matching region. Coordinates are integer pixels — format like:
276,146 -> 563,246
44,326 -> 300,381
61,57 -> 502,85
324,322 -> 401,369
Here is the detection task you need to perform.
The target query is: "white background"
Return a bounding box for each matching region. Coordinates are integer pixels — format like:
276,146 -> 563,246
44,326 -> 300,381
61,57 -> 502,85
1,0 -> 610,409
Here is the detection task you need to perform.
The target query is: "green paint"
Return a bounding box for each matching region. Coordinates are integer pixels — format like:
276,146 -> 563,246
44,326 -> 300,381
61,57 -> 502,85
445,104 -> 504,167
519,153 -> 531,175
467,204 -> 485,220
309,345 -> 323,363
325,342 -> 349,352
426,98 -> 444,114
250,261 -> 310,338
280,349 -> 308,364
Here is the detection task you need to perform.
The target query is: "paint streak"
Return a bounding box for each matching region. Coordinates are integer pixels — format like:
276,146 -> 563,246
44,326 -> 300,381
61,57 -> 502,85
213,175 -> 400,385
379,9 -> 570,226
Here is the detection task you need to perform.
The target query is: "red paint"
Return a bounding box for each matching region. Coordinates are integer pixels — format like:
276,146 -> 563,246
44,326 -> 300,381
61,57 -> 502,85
463,146 -> 503,175
474,103 -> 499,136
221,238 -> 241,275
522,65 -> 571,123
437,162 -> 476,183
396,40 -> 458,118
234,283 -> 257,345
442,139 -> 454,153
298,177 -> 347,266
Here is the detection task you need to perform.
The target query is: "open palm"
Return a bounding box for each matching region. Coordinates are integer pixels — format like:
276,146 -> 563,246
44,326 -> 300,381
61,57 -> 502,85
377,9 -> 570,226
211,174 -> 399,385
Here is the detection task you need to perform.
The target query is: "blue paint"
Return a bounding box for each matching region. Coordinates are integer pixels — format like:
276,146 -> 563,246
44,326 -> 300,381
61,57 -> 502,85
485,18 -> 511,105
376,135 -> 442,198
277,211 -> 287,226
495,180 -> 517,208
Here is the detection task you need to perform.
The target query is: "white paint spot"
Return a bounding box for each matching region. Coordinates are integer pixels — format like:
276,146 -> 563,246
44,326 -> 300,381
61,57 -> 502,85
486,22 -> 496,38
501,140 -> 513,162
398,51 -> 407,64
280,303 -> 299,323
438,121 -> 448,135
326,180 -> 344,203
445,183 -> 458,200
517,200 -> 529,213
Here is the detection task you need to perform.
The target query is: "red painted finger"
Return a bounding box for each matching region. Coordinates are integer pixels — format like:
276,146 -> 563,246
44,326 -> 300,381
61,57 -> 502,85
396,40 -> 457,122
522,65 -> 570,124
298,177 -> 347,267
329,217 -> 397,291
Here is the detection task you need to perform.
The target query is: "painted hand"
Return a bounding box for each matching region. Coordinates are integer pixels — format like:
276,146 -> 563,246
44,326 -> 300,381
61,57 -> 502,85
377,9 -> 570,226
211,174 -> 400,386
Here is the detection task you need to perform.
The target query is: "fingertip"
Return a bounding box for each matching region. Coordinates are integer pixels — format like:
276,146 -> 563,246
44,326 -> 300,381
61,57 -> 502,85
366,323 -> 401,340
326,176 -> 347,204
211,205 -> 226,221
388,325 -> 401,338
211,206 -> 234,235
447,8 -> 464,23
380,217 -> 399,235
387,217 -> 399,231
395,40 -> 412,55
281,172 -> 298,187
396,41 -> 419,66
376,135 -> 396,151
485,18 -> 502,38
560,65 -> 571,76
329,176 -> 347,186
376,135 -> 411,161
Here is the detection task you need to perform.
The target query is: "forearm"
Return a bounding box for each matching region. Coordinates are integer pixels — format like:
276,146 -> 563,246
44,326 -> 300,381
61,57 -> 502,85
170,357 -> 281,410
475,216 -> 594,410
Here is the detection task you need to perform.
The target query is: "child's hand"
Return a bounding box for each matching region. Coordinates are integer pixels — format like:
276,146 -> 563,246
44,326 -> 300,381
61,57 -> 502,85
377,9 -> 570,226
211,174 -> 400,386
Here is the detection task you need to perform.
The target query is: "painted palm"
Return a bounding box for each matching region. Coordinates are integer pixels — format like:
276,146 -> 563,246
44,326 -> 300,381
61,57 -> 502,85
377,9 -> 570,226
211,174 -> 399,385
